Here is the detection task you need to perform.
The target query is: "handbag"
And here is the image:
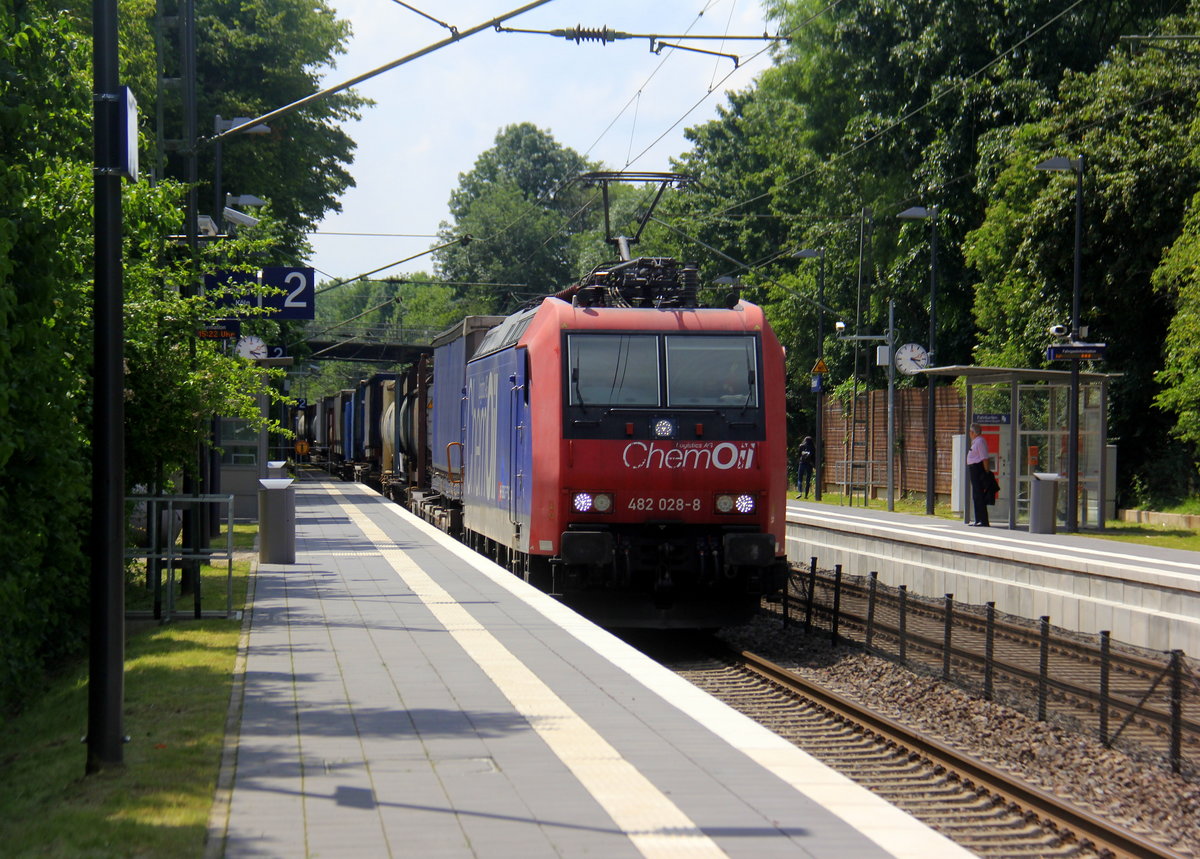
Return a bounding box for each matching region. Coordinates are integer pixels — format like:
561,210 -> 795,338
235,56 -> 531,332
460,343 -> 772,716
985,471 -> 1000,505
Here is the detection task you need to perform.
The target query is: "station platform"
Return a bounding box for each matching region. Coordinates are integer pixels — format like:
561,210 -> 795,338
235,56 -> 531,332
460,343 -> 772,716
786,501 -> 1200,655
207,471 -> 970,858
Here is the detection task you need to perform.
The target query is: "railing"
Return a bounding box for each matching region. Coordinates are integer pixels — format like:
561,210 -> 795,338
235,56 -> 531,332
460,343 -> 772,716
125,494 -> 236,621
772,558 -> 1200,777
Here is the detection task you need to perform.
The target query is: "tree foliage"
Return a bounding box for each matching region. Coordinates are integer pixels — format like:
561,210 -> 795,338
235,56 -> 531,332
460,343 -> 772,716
434,123 -> 603,311
660,0 -> 1193,493
0,3 -> 94,710
0,0 -> 361,711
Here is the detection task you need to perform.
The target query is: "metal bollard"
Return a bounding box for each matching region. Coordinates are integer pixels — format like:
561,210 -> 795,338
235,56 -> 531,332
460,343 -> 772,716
258,478 -> 296,564
1171,650 -> 1183,774
781,565 -> 790,628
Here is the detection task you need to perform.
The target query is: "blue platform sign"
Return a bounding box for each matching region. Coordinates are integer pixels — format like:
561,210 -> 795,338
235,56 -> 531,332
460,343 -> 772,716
205,266 -> 316,320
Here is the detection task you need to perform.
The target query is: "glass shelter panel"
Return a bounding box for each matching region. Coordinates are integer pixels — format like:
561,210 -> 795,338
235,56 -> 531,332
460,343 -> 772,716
1013,379 -> 1105,528
220,418 -> 259,466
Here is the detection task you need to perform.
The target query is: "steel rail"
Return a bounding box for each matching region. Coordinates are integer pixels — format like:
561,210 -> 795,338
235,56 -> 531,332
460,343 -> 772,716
739,649 -> 1185,859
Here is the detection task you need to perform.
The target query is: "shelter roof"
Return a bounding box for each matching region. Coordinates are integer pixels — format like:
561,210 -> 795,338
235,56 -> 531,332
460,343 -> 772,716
920,365 -> 1118,386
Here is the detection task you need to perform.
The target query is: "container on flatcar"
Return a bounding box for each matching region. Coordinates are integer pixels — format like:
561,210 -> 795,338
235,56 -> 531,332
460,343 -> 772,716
428,317 -> 505,503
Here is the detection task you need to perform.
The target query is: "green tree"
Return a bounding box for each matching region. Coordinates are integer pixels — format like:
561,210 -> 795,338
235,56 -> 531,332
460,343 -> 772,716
965,18 -> 1200,500
1153,187 -> 1200,480
0,0 -> 337,711
435,123 -> 601,311
0,2 -> 95,711
664,0 -> 1186,479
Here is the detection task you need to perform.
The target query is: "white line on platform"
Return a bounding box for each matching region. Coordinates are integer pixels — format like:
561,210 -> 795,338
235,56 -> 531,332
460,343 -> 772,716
329,485 -> 729,859
338,482 -> 972,859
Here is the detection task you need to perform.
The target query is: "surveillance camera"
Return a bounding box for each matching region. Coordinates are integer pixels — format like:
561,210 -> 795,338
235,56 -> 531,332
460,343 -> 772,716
196,215 -> 218,237
223,207 -> 260,228
835,321 -> 846,333
1047,324 -> 1069,338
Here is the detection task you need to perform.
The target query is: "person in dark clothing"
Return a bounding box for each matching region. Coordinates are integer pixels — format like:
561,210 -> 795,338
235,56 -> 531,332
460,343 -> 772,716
967,423 -> 991,527
796,436 -> 815,498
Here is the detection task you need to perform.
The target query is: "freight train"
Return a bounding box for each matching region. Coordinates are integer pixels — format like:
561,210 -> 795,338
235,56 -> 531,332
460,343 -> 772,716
299,175 -> 788,627
300,257 -> 788,628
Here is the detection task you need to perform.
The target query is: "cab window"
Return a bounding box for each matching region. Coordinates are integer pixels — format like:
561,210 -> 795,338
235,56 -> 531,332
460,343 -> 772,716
665,335 -> 758,407
567,334 -> 660,406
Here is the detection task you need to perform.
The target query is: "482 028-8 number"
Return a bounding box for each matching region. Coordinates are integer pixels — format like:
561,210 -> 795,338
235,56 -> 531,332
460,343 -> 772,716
626,496 -> 702,512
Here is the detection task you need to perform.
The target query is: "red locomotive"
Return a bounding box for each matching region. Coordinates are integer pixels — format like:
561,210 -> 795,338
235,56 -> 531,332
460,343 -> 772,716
322,174 -> 789,628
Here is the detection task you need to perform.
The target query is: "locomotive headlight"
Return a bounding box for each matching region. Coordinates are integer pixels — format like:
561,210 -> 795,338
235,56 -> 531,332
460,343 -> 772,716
652,418 -> 676,439
715,493 -> 756,514
573,491 -> 614,513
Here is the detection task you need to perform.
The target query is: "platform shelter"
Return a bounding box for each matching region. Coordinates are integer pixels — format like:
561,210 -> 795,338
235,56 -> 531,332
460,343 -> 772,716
923,365 -> 1116,530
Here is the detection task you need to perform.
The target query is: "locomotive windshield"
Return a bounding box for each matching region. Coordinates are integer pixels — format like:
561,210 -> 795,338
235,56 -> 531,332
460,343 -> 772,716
665,335 -> 758,407
566,332 -> 760,409
568,334 -> 660,406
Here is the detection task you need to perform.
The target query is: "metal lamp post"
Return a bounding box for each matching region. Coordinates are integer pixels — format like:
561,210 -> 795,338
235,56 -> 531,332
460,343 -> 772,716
897,205 -> 939,515
837,301 -> 896,510
212,115 -> 270,230
794,248 -> 825,501
1036,155 -> 1084,532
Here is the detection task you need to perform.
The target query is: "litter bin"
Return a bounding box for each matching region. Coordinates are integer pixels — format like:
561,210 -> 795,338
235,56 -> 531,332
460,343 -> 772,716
267,460 -> 288,479
1029,472 -> 1061,534
258,478 -> 296,563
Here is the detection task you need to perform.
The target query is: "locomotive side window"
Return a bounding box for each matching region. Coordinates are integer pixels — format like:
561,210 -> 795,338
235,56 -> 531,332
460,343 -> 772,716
568,334 -> 660,406
665,335 -> 759,408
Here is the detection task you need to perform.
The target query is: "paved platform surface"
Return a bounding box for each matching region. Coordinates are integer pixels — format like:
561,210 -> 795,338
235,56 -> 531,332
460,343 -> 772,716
208,471 -> 971,858
788,499 -> 1200,576
786,500 -> 1200,655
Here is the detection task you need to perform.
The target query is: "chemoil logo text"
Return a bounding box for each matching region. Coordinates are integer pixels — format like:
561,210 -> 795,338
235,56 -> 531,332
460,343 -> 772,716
621,441 -> 756,471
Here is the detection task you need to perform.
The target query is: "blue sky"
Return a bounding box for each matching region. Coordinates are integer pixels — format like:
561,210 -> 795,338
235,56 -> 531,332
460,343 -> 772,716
307,0 -> 778,282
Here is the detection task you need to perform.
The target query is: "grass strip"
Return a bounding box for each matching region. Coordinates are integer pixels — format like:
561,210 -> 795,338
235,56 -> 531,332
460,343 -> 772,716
0,527 -> 254,858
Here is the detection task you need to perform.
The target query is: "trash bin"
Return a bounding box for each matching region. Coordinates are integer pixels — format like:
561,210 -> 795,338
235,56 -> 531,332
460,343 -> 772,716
1029,472 -> 1061,534
267,460 -> 288,479
258,478 -> 296,563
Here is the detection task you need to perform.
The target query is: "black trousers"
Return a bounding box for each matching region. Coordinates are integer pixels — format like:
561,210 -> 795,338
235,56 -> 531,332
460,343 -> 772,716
968,461 -> 990,526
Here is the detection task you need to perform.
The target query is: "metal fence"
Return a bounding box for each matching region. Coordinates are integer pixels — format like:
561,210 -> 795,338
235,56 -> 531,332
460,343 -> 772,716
772,558 -> 1200,778
125,493 -> 237,621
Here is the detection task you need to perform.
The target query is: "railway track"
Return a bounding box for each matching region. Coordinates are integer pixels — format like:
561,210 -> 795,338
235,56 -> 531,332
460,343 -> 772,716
649,639 -> 1186,858
768,568 -> 1200,774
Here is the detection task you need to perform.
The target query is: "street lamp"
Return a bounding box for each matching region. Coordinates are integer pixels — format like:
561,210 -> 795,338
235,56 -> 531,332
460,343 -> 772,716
1035,154 -> 1084,532
898,205 -> 939,515
836,300 -> 897,510
794,248 -> 825,501
212,115 -> 270,231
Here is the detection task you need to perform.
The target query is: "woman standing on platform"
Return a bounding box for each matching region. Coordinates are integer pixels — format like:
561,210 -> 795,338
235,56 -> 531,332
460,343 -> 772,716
967,423 -> 990,527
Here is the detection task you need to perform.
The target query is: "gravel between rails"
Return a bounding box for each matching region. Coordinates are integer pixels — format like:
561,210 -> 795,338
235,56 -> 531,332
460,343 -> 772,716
718,615 -> 1200,858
